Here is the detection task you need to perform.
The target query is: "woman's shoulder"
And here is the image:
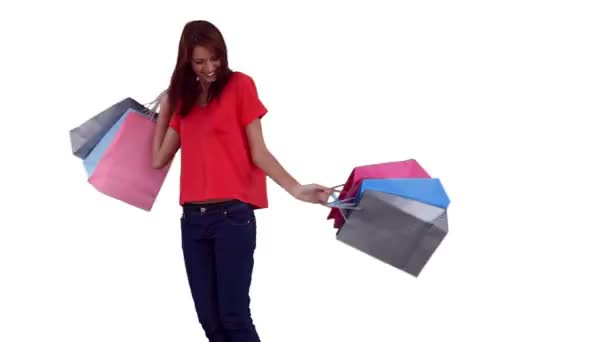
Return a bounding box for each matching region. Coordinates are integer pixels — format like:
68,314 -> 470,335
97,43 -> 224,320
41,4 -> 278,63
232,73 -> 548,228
228,70 -> 258,86
230,70 -> 252,79
228,71 -> 262,97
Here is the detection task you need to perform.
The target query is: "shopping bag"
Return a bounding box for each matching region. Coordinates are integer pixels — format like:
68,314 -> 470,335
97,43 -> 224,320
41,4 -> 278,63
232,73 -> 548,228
83,110 -> 130,177
69,97 -> 152,159
355,178 -> 451,209
333,189 -> 449,277
328,159 -> 431,228
82,93 -> 163,176
88,106 -> 170,211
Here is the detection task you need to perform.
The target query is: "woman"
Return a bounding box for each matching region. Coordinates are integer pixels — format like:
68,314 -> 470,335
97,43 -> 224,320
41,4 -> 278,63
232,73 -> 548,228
152,20 -> 334,342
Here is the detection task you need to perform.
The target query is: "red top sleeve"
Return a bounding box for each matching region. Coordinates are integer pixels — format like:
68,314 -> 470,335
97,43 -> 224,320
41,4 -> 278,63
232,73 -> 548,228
169,112 -> 181,133
238,74 -> 268,127
167,98 -> 182,134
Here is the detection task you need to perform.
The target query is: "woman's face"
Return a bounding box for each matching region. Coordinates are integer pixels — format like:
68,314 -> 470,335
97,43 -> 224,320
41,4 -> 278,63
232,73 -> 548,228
191,45 -> 221,84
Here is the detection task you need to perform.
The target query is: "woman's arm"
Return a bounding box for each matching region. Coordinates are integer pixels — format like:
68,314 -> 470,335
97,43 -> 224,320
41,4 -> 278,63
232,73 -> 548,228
245,118 -> 333,204
246,118 -> 300,193
152,94 -> 180,169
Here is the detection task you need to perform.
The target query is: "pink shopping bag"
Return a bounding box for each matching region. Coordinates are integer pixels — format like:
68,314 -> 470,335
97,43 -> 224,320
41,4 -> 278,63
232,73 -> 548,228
88,109 -> 172,211
327,159 -> 431,228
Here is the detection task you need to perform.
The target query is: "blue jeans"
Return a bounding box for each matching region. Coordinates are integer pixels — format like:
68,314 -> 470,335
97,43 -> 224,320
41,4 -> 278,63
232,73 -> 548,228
180,200 -> 261,342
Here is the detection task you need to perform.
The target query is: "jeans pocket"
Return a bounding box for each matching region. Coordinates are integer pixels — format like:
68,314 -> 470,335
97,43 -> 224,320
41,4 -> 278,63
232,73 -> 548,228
223,205 -> 255,227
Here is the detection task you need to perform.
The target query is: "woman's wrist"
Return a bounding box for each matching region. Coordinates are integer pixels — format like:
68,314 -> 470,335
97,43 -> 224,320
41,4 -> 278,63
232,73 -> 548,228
287,182 -> 301,198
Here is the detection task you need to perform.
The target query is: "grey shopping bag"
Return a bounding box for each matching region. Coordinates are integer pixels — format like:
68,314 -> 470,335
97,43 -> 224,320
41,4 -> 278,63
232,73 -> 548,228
334,189 -> 448,277
69,97 -> 158,159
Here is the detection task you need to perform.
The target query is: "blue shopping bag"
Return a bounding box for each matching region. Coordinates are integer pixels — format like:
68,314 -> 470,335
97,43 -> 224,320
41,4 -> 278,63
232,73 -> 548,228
83,110 -> 131,177
355,178 -> 451,209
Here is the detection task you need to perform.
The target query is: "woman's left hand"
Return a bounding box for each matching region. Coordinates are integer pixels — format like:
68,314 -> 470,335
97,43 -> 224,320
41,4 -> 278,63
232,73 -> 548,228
290,184 -> 336,204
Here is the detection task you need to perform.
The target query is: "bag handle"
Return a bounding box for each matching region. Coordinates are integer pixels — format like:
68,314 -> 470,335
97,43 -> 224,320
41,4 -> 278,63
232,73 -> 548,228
140,90 -> 167,121
327,184 -> 358,206
321,183 -> 361,223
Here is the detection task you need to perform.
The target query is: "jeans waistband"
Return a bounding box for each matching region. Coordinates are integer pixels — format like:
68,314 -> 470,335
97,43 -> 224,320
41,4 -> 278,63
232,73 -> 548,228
182,200 -> 249,215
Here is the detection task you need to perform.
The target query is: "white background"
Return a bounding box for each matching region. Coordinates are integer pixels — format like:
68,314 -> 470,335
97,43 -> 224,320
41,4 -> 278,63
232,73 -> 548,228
1,0 -> 607,341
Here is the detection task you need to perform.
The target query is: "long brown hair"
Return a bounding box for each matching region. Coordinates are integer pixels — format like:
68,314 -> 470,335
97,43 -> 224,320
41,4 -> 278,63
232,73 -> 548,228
167,20 -> 233,117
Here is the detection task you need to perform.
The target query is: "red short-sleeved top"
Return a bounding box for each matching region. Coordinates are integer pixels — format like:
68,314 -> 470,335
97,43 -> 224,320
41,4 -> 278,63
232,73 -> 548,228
169,71 -> 268,209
